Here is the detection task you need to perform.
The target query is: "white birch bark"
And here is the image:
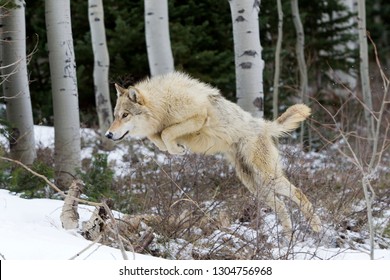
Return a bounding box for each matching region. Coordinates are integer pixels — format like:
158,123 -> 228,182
356,0 -> 375,138
88,0 -> 113,150
0,0 -> 36,164
228,0 -> 264,118
45,0 -> 81,189
144,0 -> 174,76
273,0 -> 283,119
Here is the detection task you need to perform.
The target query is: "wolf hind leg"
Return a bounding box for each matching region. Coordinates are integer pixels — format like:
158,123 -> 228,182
161,113 -> 207,155
232,152 -> 293,234
261,191 -> 293,233
273,177 -> 322,232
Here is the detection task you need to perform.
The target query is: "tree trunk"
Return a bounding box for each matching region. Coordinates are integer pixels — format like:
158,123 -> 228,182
291,0 -> 310,146
291,0 -> 308,104
0,0 -> 36,165
356,0 -> 375,139
45,0 -> 81,189
144,0 -> 174,76
88,0 -> 113,150
228,0 -> 264,118
273,0 -> 283,119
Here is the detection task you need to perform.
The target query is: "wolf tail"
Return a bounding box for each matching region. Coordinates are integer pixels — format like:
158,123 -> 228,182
268,104 -> 311,138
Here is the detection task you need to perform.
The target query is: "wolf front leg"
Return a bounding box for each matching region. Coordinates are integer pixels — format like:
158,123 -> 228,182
148,133 -> 168,151
161,113 -> 207,155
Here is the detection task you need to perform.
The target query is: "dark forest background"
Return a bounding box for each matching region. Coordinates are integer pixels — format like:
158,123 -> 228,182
19,0 -> 390,126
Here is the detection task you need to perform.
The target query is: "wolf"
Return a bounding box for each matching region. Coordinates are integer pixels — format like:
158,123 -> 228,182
105,72 -> 321,233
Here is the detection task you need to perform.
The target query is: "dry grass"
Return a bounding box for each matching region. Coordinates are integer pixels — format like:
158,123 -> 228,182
88,130 -> 389,259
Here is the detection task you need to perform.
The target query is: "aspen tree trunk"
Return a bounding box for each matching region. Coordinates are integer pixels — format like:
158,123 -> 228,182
291,0 -> 310,146
291,0 -> 308,104
356,0 -> 375,139
228,0 -> 264,118
273,0 -> 283,119
0,0 -> 36,164
45,0 -> 81,189
357,0 -> 378,260
88,0 -> 113,150
144,0 -> 174,76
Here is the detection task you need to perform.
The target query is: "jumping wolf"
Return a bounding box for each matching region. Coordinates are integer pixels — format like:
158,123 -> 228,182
106,72 -> 321,233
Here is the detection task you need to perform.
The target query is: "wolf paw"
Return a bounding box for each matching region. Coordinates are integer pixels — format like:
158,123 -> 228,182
167,144 -> 186,155
310,216 -> 322,233
155,143 -> 168,152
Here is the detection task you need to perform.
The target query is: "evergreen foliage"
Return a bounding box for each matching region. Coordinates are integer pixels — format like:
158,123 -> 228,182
2,160 -> 55,199
78,153 -> 115,202
17,0 -> 389,125
366,0 -> 390,64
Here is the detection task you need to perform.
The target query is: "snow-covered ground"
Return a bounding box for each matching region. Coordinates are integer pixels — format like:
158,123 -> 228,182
0,125 -> 389,260
0,189 -> 157,260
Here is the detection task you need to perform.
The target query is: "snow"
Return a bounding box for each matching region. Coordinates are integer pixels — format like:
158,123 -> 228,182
0,125 -> 389,260
0,189 -> 157,260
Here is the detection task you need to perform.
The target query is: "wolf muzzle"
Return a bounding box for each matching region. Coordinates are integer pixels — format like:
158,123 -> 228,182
105,130 -> 129,141
105,131 -> 114,139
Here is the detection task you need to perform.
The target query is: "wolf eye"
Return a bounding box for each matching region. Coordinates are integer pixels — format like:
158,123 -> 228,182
122,113 -> 129,119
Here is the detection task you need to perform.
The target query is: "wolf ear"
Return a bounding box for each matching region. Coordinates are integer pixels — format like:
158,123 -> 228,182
128,87 -> 145,105
115,83 -> 127,97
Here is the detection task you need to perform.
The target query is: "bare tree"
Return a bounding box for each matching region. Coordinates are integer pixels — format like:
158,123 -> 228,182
291,0 -> 308,104
144,0 -> 174,76
291,0 -> 310,146
316,39 -> 389,260
356,0 -> 375,139
0,0 -> 36,164
228,0 -> 264,118
273,0 -> 284,119
88,0 -> 113,150
45,0 -> 81,189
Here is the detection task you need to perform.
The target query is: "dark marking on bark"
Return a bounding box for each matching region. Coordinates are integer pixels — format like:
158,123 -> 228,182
102,108 -> 110,120
238,9 -> 245,13
235,15 -> 245,22
253,97 -> 263,110
60,88 -> 66,91
97,94 -> 107,106
9,127 -> 20,149
147,12 -> 154,16
246,31 -> 252,34
90,4 -> 98,8
239,62 -> 253,69
239,50 -> 258,57
94,17 -> 100,22
253,0 -> 260,9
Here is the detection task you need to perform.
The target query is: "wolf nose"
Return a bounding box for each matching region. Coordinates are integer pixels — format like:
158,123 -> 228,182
105,132 -> 113,139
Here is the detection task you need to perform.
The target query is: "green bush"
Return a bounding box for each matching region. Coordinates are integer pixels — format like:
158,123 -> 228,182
79,153 -> 115,202
7,161 -> 55,199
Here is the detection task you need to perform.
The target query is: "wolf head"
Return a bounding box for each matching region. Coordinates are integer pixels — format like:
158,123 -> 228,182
105,84 -> 153,141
